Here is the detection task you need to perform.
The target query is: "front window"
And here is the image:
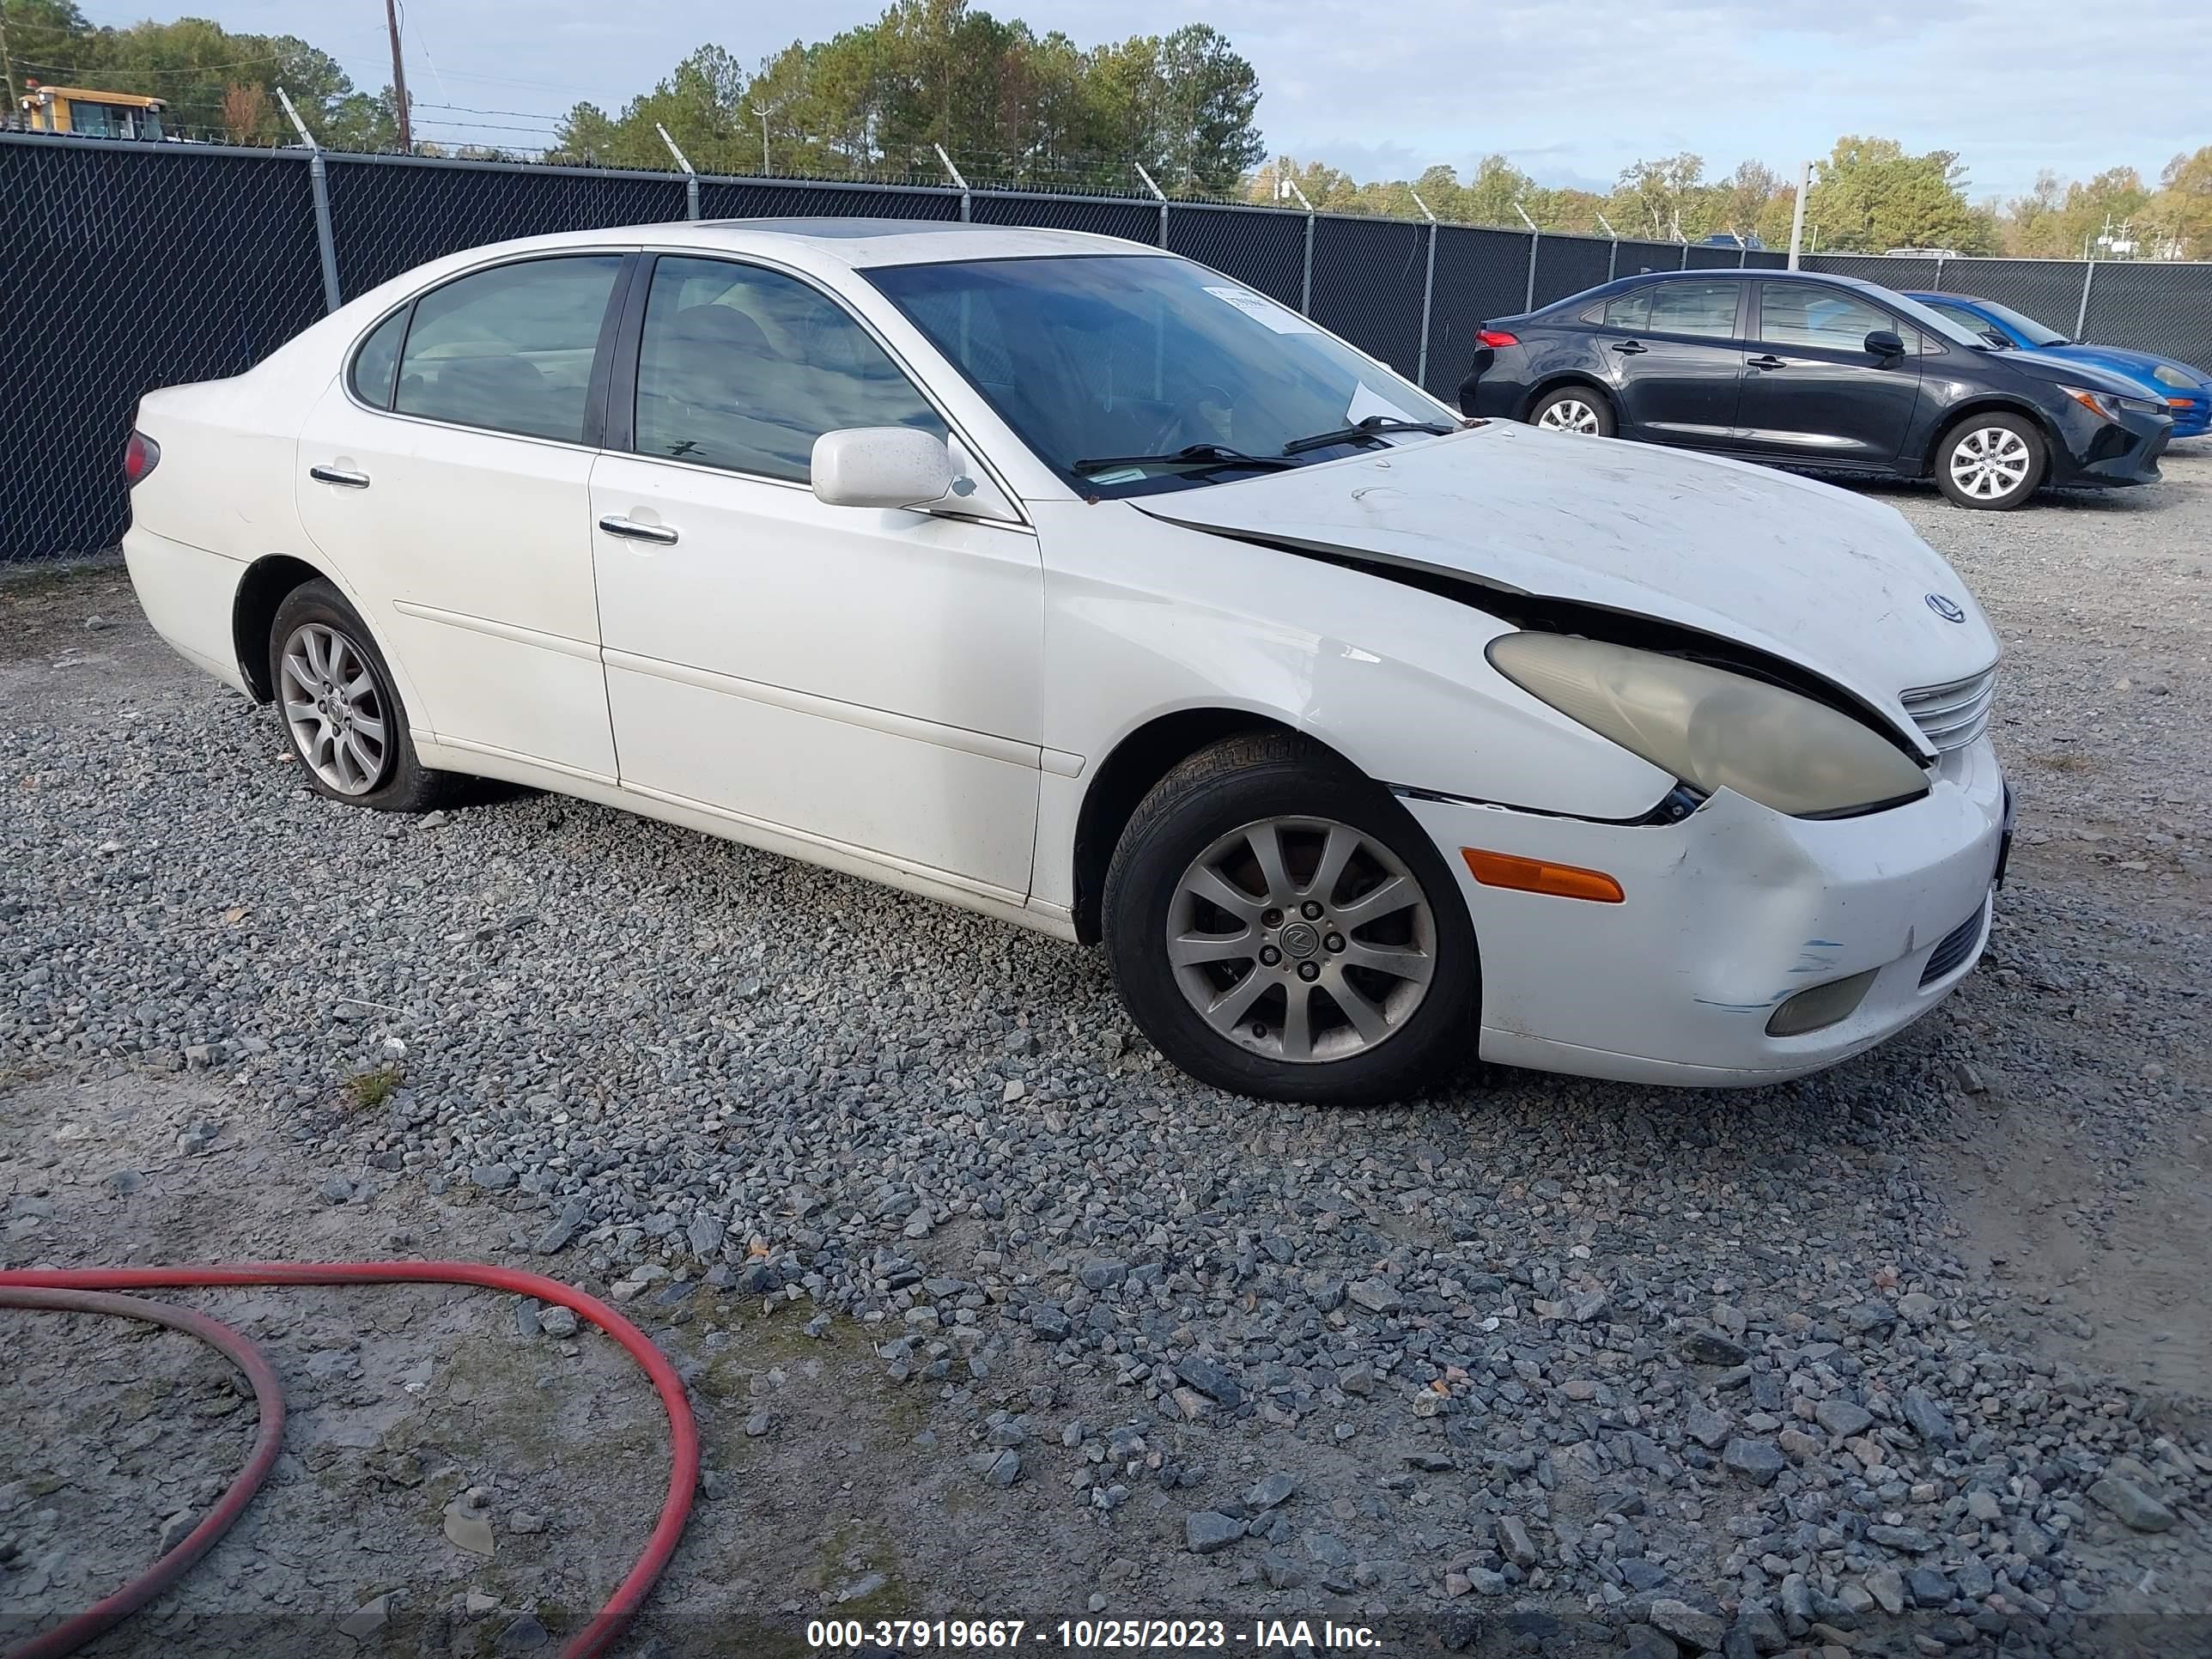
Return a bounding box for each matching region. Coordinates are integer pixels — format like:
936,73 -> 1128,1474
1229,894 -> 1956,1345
630,255 -> 945,483
866,254 -> 1457,495
1759,286 -> 1915,354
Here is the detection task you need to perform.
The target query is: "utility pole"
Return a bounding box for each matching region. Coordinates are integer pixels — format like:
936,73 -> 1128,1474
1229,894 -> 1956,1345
750,105 -> 769,176
384,0 -> 412,152
1787,160 -> 1811,270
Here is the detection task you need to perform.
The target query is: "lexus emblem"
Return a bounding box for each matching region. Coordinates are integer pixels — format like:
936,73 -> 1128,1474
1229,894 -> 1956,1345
1924,592 -> 1966,623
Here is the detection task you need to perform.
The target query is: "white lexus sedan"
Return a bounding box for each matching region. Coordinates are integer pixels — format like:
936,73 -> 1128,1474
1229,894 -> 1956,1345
119,220 -> 2009,1103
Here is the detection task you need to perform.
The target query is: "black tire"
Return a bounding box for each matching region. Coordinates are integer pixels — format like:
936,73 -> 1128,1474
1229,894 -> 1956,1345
1934,411 -> 2046,510
1526,385 -> 1617,438
267,578 -> 457,812
1103,732 -> 1480,1105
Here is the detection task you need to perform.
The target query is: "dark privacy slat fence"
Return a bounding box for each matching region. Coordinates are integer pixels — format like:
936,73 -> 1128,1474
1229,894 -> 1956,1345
6,131 -> 2210,560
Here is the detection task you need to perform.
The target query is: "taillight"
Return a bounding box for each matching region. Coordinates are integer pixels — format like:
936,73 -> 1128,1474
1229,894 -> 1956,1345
124,428 -> 161,488
1477,330 -> 1520,349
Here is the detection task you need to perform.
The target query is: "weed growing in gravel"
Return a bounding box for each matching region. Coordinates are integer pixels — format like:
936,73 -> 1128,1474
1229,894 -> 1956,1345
345,1065 -> 402,1109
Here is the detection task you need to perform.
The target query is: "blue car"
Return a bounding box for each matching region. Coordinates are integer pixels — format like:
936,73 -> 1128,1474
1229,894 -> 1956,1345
1906,291 -> 2210,439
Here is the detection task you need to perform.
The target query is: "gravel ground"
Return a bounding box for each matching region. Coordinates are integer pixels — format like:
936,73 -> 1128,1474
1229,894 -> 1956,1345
4,448 -> 2210,1658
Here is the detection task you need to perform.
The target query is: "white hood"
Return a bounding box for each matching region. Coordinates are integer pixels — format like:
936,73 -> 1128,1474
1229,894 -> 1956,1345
1135,422 -> 1999,753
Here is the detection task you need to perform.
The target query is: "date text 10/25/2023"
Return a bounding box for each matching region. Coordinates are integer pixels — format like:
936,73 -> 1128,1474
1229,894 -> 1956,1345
805,1619 -> 1383,1650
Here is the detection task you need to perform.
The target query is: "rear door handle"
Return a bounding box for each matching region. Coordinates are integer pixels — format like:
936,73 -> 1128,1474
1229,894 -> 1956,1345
1747,355 -> 1788,370
597,514 -> 678,545
309,465 -> 370,488
1609,340 -> 1647,356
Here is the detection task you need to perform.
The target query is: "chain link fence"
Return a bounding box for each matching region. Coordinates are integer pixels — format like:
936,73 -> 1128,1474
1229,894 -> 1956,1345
7,130 -> 2212,561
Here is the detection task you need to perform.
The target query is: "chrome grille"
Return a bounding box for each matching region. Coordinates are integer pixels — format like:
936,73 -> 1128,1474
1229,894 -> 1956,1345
1902,665 -> 1997,753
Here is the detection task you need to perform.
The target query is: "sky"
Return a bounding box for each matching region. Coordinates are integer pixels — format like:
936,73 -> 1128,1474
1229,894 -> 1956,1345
79,0 -> 2211,203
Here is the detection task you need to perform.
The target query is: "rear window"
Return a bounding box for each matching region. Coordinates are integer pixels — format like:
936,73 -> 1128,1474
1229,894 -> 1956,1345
1644,281 -> 1741,339
1591,292 -> 1650,331
349,307 -> 409,410
392,255 -> 623,444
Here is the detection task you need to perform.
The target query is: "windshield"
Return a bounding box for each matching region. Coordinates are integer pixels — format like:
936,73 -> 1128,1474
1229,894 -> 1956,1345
1960,296 -> 2068,347
866,254 -> 1460,495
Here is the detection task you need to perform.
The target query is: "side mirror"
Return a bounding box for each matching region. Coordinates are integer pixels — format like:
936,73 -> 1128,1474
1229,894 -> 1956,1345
811,427 -> 957,509
1981,330 -> 2012,350
1864,329 -> 1906,358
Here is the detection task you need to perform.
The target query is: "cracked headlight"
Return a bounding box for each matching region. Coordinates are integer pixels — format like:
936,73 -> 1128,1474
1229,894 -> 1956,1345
1487,633 -> 1929,818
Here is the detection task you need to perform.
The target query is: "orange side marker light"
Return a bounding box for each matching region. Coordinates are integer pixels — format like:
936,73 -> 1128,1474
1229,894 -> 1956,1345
1461,848 -> 1625,903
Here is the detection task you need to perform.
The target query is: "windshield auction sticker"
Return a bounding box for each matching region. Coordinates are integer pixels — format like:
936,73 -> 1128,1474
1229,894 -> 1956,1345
1203,285 -> 1316,334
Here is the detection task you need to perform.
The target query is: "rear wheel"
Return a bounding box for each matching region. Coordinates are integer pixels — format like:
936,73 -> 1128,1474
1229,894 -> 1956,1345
1936,413 -> 2045,509
269,579 -> 455,811
1103,732 -> 1480,1104
1528,386 -> 1615,437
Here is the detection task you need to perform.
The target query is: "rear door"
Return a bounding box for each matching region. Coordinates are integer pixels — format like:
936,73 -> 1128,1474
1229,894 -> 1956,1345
1735,283 -> 1924,464
295,252 -> 629,780
1595,278 -> 1751,448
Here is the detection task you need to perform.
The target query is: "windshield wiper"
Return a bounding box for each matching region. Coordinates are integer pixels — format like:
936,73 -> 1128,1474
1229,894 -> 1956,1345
1072,443 -> 1299,475
1279,415 -> 1458,456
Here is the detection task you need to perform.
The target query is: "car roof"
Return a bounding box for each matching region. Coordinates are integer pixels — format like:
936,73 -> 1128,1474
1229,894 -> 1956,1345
1566,266 -> 1919,307
462,217 -> 1170,270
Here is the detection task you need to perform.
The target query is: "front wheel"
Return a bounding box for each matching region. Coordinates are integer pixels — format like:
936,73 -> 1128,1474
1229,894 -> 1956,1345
1103,732 -> 1480,1104
1936,413 -> 2045,509
1527,386 -> 1616,437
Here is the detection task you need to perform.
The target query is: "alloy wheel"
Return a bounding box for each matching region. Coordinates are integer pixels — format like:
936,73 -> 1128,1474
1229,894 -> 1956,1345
1536,398 -> 1602,434
1948,426 -> 2033,501
279,622 -> 389,795
1165,816 -> 1437,1064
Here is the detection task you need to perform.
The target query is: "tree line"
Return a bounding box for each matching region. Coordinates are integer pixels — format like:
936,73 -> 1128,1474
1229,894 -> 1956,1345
5,0 -> 2205,260
551,1 -> 1261,194
1258,139 -> 2212,260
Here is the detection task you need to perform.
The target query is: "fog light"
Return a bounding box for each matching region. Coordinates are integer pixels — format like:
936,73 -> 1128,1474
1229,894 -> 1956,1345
1765,969 -> 1880,1037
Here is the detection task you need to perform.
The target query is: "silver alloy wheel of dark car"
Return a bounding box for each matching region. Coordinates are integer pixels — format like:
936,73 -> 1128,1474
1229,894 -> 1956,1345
1164,815 -> 1438,1063
1946,423 -> 2034,502
278,621 -> 390,795
1534,394 -> 1604,434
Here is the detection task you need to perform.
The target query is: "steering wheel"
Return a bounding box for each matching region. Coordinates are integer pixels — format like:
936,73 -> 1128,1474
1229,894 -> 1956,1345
1146,383 -> 1236,454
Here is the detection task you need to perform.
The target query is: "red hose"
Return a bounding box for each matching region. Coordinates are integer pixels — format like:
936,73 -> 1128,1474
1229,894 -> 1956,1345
0,1262 -> 700,1659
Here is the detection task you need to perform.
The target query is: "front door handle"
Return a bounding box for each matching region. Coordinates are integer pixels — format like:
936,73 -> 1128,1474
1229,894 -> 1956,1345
1747,354 -> 1788,370
1609,340 -> 1648,356
309,465 -> 370,488
597,514 -> 678,545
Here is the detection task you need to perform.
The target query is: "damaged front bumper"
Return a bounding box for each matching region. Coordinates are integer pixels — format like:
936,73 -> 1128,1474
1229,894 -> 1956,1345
1399,738 -> 2009,1086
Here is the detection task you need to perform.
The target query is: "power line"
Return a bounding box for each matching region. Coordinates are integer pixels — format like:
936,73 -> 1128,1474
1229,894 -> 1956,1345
410,117 -> 564,136
416,100 -> 574,122
19,53 -> 294,77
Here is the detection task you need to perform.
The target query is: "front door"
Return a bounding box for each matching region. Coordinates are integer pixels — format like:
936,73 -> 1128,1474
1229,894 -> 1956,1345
1735,282 -> 1924,464
1598,278 -> 1750,447
295,252 -> 627,780
589,253 -> 1045,901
